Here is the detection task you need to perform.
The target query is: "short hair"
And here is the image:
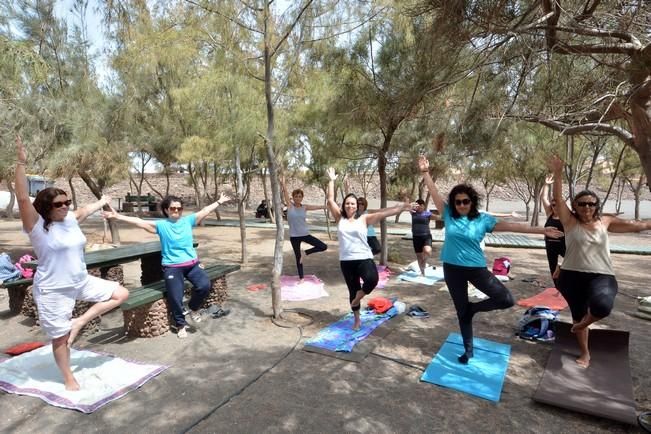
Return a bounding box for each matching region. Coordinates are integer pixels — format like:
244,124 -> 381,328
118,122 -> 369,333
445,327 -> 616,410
448,184 -> 481,220
291,189 -> 304,197
33,187 -> 68,231
160,195 -> 183,218
416,199 -> 426,206
572,190 -> 601,222
341,193 -> 358,219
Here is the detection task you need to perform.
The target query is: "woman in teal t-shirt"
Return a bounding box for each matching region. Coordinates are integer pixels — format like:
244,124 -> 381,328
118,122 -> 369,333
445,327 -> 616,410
418,156 -> 562,364
104,192 -> 230,338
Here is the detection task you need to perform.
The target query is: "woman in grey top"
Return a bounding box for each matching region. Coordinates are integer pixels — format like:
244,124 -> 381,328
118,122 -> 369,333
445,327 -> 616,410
549,155 -> 651,367
281,177 -> 327,283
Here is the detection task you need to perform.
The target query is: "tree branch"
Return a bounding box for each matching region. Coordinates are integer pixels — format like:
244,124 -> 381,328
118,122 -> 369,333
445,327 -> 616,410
523,116 -> 634,145
270,0 -> 314,58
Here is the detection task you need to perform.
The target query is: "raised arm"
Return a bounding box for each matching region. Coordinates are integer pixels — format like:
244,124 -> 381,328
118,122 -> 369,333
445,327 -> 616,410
418,156 -> 446,214
493,220 -> 563,238
14,135 -> 39,232
540,175 -> 553,217
365,201 -> 413,226
75,194 -> 110,223
195,192 -> 230,224
603,215 -> 651,233
326,167 -> 341,222
102,206 -> 157,234
548,155 -> 575,229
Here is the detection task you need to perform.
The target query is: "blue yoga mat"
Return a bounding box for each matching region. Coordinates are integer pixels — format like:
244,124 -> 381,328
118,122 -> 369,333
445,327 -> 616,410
398,267 -> 445,285
421,333 -> 511,402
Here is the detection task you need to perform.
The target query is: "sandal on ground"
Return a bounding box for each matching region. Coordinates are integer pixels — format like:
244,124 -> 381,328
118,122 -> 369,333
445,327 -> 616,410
211,308 -> 231,319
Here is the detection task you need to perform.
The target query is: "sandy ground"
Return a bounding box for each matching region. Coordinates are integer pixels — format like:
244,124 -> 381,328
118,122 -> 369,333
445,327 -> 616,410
0,212 -> 650,433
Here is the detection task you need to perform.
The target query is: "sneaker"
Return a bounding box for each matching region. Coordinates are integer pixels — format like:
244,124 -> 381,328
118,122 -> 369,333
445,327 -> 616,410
177,326 -> 188,339
190,310 -> 202,323
211,308 -> 231,319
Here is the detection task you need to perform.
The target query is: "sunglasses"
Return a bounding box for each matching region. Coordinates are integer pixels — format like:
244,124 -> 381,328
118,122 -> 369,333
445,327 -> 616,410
455,198 -> 471,206
576,201 -> 598,208
168,206 -> 184,212
52,200 -> 72,208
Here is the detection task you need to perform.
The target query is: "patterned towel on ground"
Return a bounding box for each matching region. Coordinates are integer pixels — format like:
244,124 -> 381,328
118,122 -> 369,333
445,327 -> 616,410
0,346 -> 167,413
437,284 -> 488,300
517,287 -> 568,310
304,307 -> 398,352
398,266 -> 444,285
373,265 -> 392,289
281,275 -> 329,301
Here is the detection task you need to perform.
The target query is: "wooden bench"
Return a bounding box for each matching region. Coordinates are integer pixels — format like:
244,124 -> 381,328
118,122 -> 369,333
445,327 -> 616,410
121,263 -> 240,338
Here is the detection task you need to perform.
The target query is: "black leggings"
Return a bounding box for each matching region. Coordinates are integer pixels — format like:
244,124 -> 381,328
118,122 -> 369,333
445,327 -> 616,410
443,263 -> 515,355
290,235 -> 327,278
340,259 -> 378,311
545,240 -> 565,286
557,269 -> 618,321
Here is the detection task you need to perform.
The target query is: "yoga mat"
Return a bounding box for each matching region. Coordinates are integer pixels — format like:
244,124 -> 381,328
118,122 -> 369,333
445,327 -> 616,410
421,333 -> 511,402
372,265 -> 392,289
303,307 -> 398,360
533,322 -> 637,425
517,287 -> 568,310
398,267 -> 445,285
0,346 -> 167,413
280,275 -> 329,301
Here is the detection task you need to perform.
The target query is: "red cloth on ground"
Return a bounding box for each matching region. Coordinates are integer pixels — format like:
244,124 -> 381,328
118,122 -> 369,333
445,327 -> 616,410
367,297 -> 393,314
4,341 -> 45,356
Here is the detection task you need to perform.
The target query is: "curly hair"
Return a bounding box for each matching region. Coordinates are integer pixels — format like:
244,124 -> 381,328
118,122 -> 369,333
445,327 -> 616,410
33,187 -> 69,231
160,195 -> 183,218
341,193 -> 359,219
448,184 -> 481,220
572,190 -> 601,222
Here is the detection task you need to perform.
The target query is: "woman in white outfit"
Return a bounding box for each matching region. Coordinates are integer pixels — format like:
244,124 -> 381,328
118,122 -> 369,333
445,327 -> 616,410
14,136 -> 129,391
326,168 -> 411,329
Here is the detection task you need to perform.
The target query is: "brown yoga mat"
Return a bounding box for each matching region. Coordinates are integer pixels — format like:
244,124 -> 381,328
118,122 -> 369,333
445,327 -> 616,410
533,322 -> 637,425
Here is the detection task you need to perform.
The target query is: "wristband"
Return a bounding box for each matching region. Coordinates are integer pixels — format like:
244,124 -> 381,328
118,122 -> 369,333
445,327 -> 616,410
16,161 -> 26,165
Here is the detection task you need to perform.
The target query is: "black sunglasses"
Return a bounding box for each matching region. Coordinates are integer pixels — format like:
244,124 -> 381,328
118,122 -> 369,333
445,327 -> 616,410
52,200 -> 72,208
576,201 -> 598,208
168,206 -> 184,212
455,198 -> 471,206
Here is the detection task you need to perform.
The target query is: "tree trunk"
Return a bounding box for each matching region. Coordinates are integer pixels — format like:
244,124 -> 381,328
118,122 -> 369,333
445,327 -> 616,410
235,144 -> 247,264
264,2 -> 283,319
378,133 -> 393,266
5,178 -> 15,219
78,170 -> 120,245
628,80 -> 651,193
68,176 -> 78,210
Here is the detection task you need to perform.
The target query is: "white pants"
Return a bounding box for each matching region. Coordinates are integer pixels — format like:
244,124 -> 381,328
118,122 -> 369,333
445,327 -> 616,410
33,275 -> 118,339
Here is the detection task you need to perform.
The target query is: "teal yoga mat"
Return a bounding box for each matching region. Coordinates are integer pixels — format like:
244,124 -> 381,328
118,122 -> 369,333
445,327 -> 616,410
421,333 -> 511,402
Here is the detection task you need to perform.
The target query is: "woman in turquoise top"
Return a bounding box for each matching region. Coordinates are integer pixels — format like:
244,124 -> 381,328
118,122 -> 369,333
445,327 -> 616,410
356,197 -> 381,255
418,156 -> 562,364
104,192 -> 230,338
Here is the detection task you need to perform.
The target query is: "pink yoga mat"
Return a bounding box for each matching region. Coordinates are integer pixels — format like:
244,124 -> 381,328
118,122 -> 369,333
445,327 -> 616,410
280,275 -> 329,301
371,265 -> 392,289
517,287 -> 568,310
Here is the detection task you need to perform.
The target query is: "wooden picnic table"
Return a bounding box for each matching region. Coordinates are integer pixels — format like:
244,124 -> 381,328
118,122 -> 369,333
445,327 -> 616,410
22,240 -> 197,285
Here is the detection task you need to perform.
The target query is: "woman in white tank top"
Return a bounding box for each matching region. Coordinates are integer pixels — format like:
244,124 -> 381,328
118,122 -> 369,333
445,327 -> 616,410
326,168 -> 411,329
550,155 -> 651,368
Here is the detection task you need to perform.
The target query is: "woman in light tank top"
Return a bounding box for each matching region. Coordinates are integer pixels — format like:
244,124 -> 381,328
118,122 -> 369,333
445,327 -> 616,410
281,176 -> 328,283
327,168 -> 411,330
549,155 -> 651,368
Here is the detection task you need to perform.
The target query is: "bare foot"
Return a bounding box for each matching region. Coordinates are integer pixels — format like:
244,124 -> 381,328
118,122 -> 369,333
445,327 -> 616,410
299,250 -> 307,264
67,319 -> 84,348
64,377 -> 80,391
298,278 -> 304,285
353,318 -> 361,330
576,354 -> 590,368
